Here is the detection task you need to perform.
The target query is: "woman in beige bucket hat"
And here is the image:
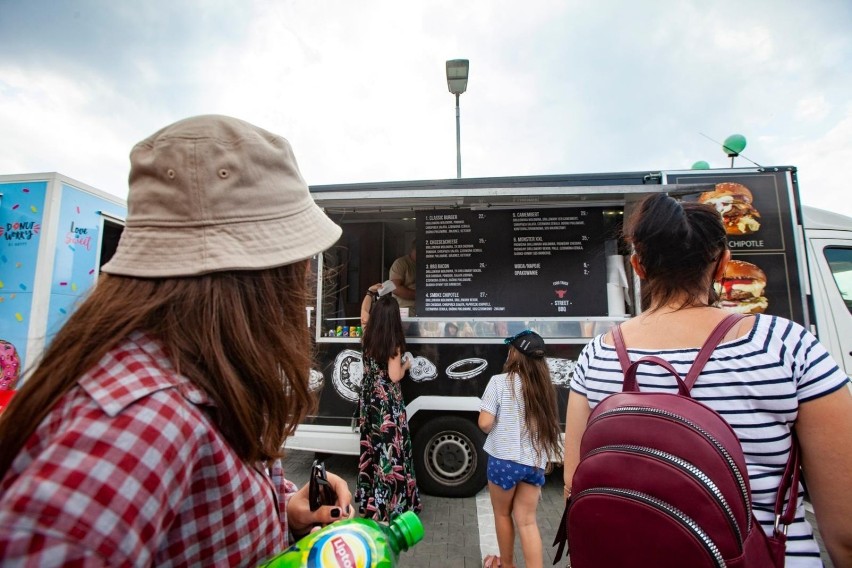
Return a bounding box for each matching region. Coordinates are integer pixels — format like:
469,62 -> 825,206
0,115 -> 351,565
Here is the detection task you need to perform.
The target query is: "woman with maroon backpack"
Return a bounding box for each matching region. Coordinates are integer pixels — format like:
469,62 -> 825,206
563,193 -> 852,567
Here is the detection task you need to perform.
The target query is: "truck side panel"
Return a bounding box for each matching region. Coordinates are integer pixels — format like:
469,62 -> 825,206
45,183 -> 126,342
0,181 -> 49,373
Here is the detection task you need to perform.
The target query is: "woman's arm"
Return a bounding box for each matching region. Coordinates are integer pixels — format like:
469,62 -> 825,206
359,284 -> 381,327
387,350 -> 410,383
563,391 -> 591,498
796,386 -> 852,567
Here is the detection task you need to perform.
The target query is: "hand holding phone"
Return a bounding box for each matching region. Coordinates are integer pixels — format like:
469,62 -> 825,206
308,460 -> 338,512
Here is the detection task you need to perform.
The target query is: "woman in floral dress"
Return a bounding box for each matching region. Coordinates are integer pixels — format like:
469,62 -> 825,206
356,293 -> 422,522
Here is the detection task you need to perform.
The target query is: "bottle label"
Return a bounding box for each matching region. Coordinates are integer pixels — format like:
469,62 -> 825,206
307,529 -> 374,568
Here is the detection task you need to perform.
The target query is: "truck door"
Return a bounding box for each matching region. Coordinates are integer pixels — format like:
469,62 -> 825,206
808,240 -> 852,375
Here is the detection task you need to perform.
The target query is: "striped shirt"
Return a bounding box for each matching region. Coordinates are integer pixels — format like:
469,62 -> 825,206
570,314 -> 849,567
481,372 -> 547,469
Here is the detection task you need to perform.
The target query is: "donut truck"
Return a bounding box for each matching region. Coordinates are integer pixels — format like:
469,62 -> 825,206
0,173 -> 125,413
289,166 -> 852,497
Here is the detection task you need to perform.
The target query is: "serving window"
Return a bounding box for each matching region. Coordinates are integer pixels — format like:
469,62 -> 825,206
312,200 -> 631,342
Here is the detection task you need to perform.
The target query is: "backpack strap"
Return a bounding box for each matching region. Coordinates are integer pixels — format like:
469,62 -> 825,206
683,313 -> 745,391
773,432 -> 802,537
623,356 -> 691,396
611,324 -> 632,374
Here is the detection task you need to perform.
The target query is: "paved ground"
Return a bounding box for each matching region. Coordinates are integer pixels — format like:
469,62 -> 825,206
282,450 -> 833,567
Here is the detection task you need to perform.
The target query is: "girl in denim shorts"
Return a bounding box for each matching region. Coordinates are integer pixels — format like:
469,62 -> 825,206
479,330 -> 561,568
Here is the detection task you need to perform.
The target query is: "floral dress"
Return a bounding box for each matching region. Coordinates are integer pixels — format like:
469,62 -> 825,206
355,354 -> 422,522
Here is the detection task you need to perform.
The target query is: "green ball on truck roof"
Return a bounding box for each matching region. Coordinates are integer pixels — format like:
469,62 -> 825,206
723,134 -> 747,157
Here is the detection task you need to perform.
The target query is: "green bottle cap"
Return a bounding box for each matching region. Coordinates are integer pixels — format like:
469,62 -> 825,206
393,511 -> 425,549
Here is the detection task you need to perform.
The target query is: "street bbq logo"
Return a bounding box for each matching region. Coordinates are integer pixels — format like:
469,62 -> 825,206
553,280 -> 570,311
1,221 -> 41,242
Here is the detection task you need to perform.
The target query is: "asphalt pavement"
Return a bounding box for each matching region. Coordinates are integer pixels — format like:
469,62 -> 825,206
281,449 -> 834,568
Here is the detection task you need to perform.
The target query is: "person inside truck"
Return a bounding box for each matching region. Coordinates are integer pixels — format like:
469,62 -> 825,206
389,239 -> 417,316
0,115 -> 356,565
563,193 -> 852,567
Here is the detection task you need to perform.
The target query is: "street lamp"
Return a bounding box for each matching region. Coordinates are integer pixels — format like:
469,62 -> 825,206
446,59 -> 469,178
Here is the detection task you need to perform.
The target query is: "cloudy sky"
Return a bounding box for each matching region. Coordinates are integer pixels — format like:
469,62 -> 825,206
1,1 -> 851,215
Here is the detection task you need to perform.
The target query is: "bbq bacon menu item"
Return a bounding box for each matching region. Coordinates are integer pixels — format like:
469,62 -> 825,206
417,207 -> 608,317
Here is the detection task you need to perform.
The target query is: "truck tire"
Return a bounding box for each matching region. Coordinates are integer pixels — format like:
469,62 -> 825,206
412,416 -> 487,497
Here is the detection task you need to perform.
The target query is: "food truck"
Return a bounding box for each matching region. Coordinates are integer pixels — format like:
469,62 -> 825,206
0,173 -> 125,393
289,166 -> 852,497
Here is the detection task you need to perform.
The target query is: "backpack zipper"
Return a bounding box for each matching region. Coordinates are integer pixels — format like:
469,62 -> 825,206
591,405 -> 752,532
573,487 -> 727,568
586,444 -> 743,549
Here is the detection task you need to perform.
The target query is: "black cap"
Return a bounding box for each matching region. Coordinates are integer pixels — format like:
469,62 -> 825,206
504,329 -> 546,358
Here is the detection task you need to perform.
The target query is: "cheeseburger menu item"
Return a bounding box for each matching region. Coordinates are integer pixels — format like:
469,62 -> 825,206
699,182 -> 761,235
715,259 -> 768,314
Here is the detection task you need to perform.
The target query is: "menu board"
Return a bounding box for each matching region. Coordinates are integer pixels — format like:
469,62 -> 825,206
417,207 -> 608,317
674,171 -> 803,323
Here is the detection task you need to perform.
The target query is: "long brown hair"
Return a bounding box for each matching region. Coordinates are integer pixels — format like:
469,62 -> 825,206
0,262 -> 316,478
503,347 -> 562,463
361,295 -> 406,362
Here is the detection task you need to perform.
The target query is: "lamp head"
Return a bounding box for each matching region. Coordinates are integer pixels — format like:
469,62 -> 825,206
446,59 -> 469,95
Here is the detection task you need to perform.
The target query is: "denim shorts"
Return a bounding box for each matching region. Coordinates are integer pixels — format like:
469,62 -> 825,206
487,455 -> 546,490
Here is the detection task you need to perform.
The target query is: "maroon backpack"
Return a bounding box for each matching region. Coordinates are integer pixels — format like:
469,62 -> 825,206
553,314 -> 800,568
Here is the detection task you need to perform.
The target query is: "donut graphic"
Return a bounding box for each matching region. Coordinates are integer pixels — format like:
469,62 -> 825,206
308,369 -> 325,393
0,340 -> 21,391
406,352 -> 438,383
547,358 -> 576,387
332,349 -> 364,402
445,357 -> 489,380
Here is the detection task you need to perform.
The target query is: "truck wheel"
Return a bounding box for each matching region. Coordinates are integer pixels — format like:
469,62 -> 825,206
412,416 -> 487,497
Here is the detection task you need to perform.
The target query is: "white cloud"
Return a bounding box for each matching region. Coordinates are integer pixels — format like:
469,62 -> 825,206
0,0 -> 850,217
795,95 -> 830,122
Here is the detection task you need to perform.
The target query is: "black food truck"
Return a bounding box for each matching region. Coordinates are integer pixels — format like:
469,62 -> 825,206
287,167 -> 852,497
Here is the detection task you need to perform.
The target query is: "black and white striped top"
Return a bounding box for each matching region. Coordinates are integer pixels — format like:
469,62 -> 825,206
570,314 -> 850,567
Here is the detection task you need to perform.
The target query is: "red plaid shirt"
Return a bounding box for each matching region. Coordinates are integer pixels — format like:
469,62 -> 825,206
0,332 -> 298,567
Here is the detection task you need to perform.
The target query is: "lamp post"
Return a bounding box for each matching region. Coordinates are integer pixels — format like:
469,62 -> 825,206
446,59 -> 469,178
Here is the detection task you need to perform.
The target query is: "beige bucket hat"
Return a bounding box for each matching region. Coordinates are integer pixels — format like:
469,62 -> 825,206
101,115 -> 342,277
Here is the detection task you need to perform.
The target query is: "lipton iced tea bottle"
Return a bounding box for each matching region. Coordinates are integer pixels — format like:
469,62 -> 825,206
260,511 -> 424,568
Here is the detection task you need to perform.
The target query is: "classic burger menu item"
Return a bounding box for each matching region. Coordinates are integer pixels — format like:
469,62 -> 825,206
417,208 -> 608,317
715,259 -> 768,314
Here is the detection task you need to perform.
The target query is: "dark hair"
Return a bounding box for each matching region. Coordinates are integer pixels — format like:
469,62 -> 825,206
361,295 -> 406,362
503,347 -> 562,464
625,193 -> 727,311
0,263 -> 316,478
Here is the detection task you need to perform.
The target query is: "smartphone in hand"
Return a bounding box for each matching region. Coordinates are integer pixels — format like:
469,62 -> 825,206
308,460 -> 338,512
